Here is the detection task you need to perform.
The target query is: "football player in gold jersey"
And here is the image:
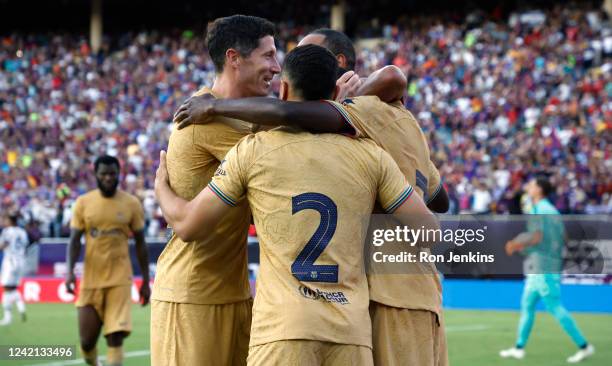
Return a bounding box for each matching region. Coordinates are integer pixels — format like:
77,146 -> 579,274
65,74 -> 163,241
173,29 -> 449,366
150,15 -> 281,366
299,28 -> 409,105
157,44 -> 438,366
66,155 -> 150,366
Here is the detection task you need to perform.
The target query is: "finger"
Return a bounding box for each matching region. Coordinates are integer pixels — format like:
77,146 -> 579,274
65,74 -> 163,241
346,73 -> 362,91
177,117 -> 193,130
159,150 -> 166,167
158,152 -> 166,174
336,70 -> 355,84
173,103 -> 189,120
173,110 -> 190,124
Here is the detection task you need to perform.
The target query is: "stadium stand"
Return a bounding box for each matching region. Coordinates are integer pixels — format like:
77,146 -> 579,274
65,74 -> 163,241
0,4 -> 610,239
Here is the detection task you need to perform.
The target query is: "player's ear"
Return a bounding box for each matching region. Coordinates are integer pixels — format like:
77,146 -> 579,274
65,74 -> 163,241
280,80 -> 289,101
226,48 -> 241,70
336,54 -> 348,69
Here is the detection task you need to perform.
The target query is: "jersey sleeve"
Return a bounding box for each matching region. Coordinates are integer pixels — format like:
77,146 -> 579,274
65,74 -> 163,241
426,160 -> 443,204
325,96 -> 389,139
130,197 -> 146,232
324,98 -> 368,138
208,138 -> 253,207
376,149 -> 415,213
526,213 -> 544,235
70,197 -> 85,230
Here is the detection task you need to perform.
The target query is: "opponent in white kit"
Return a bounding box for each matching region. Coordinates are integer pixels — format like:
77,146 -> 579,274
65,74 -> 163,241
0,213 -> 28,326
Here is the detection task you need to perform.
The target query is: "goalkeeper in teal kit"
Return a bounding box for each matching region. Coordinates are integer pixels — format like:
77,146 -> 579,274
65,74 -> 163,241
500,177 -> 594,363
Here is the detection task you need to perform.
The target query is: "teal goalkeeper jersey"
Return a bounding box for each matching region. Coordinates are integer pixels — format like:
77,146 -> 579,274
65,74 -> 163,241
524,198 -> 564,274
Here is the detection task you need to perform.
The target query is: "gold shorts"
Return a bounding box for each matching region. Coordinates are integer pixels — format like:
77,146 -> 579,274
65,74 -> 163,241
150,299 -> 252,366
369,302 -> 448,366
76,285 -> 132,336
248,340 -> 373,366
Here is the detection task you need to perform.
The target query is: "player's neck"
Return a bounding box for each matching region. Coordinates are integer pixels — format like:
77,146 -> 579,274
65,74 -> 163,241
531,196 -> 544,205
211,74 -> 247,99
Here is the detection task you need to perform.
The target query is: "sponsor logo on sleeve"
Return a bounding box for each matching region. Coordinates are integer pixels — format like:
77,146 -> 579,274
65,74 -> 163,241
215,160 -> 227,176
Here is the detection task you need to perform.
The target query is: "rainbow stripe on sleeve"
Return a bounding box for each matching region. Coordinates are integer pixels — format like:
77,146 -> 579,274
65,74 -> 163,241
384,185 -> 414,213
208,182 -> 237,207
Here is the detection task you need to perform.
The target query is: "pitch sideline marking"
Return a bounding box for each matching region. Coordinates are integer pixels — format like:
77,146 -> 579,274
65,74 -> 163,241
25,350 -> 150,366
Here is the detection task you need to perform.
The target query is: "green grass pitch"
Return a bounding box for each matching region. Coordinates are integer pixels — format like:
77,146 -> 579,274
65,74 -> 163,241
0,304 -> 610,365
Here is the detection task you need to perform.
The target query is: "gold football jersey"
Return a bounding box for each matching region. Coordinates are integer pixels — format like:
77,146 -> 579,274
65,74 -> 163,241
152,87 -> 255,304
328,96 -> 444,314
70,189 -> 144,289
210,127 -> 413,347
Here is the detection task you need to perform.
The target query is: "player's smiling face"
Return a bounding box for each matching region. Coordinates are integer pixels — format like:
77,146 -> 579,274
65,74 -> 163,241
237,35 -> 280,96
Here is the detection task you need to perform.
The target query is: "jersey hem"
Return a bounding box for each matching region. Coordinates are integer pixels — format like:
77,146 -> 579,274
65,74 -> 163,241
150,292 -> 252,305
249,335 -> 372,349
79,282 -> 133,290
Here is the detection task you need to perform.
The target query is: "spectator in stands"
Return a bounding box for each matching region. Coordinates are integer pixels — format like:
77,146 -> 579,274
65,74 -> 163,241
0,4 -> 610,239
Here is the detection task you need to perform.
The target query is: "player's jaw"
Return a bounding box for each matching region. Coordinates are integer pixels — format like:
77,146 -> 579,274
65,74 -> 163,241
95,165 -> 119,197
97,177 -> 118,197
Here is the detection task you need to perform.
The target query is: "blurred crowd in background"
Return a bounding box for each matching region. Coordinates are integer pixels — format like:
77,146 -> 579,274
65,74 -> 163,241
1,4 -> 611,238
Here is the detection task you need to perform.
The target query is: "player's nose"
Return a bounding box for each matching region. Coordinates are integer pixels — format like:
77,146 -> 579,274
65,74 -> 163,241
270,58 -> 281,74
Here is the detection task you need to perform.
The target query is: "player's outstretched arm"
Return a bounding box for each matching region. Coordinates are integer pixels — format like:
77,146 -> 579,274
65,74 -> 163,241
505,231 -> 543,255
174,96 -> 351,134
133,230 -> 150,306
65,229 -> 84,294
155,151 -> 231,242
173,67 -> 406,132
357,65 -> 407,103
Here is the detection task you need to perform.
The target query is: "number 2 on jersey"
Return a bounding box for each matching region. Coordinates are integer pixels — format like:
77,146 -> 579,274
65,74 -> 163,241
291,193 -> 339,283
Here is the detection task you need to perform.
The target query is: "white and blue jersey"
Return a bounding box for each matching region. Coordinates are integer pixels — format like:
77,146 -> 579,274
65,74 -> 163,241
1,226 -> 28,286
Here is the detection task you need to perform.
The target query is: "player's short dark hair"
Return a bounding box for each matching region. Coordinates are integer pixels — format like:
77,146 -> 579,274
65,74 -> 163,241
206,15 -> 276,72
94,155 -> 120,172
534,176 -> 553,197
282,44 -> 338,101
311,28 -> 356,70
